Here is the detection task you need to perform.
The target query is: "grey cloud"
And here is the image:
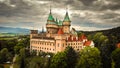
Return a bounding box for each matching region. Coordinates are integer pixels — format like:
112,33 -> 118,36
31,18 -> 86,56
78,0 -> 96,6
0,0 -> 120,31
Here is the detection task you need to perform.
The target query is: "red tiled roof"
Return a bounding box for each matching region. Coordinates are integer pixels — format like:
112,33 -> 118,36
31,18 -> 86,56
57,28 -> 64,35
67,34 -> 88,42
81,34 -> 87,39
84,41 -> 91,46
78,34 -> 87,41
73,37 -> 76,41
68,36 -> 72,41
78,37 -> 82,41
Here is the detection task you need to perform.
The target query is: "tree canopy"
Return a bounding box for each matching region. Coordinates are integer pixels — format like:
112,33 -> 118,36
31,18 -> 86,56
76,47 -> 101,68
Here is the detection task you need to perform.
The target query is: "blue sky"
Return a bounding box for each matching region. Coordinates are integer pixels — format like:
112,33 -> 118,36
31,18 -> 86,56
0,0 -> 120,31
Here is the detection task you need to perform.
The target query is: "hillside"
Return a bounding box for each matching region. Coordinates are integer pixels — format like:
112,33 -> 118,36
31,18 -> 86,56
82,26 -> 120,42
0,26 -> 30,34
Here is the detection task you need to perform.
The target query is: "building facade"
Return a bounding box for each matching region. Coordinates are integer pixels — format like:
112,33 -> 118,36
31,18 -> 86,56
30,10 -> 94,54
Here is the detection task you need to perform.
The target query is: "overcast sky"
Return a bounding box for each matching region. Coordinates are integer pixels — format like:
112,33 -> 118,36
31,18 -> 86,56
0,0 -> 120,31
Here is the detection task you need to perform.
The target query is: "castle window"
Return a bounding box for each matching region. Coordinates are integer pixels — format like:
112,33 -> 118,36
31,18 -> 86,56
53,49 -> 54,51
45,43 -> 46,45
58,43 -> 59,47
63,44 -> 64,47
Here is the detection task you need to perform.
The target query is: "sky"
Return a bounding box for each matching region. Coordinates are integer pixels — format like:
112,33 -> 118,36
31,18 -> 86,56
0,0 -> 120,31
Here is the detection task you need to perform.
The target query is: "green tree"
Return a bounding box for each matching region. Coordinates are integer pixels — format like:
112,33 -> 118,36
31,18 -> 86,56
50,52 -> 67,68
19,48 -> 26,58
64,46 -> 78,68
14,45 -> 23,54
89,32 -> 112,68
28,56 -> 45,68
0,48 -> 8,63
76,47 -> 101,68
13,56 -> 22,68
111,48 -> 120,68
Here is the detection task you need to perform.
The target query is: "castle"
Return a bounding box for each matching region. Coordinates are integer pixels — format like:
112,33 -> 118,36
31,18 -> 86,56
30,9 -> 94,54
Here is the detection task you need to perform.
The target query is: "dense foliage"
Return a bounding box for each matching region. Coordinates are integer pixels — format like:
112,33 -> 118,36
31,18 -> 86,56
0,27 -> 120,68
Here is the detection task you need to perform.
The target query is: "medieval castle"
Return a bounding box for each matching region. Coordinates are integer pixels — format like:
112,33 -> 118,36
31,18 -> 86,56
30,9 -> 94,53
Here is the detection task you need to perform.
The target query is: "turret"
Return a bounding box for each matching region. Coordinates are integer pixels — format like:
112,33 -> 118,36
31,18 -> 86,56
30,30 -> 38,39
46,9 -> 58,36
63,11 -> 71,33
47,9 -> 55,24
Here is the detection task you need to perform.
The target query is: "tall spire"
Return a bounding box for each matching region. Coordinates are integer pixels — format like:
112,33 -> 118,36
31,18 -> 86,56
42,26 -> 44,33
63,8 -> 71,22
50,3 -> 51,14
47,3 -> 54,21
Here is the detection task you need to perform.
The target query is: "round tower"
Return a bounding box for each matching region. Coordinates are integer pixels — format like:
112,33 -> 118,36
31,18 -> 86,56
46,9 -> 58,35
63,11 -> 71,34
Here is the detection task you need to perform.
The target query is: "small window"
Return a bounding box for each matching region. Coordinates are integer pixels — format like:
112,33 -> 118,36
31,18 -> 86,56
63,44 -> 64,47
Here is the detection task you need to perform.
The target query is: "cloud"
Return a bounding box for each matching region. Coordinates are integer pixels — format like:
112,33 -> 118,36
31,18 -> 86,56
0,0 -> 120,31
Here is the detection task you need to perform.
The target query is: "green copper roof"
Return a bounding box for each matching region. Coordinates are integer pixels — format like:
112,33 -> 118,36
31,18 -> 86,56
47,21 -> 56,24
58,20 -> 63,26
55,18 -> 58,24
47,11 -> 57,24
47,12 -> 54,21
63,12 -> 71,22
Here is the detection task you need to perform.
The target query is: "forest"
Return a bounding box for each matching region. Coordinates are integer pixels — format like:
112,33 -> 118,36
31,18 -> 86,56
0,27 -> 120,68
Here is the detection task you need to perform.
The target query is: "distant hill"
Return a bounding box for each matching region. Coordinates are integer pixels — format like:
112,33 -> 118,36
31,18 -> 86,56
81,26 -> 120,42
84,27 -> 120,35
0,26 -> 30,35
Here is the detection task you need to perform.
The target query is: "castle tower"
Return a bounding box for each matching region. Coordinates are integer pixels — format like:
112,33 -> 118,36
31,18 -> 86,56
55,28 -> 66,53
30,30 -> 38,39
46,8 -> 58,37
63,11 -> 71,34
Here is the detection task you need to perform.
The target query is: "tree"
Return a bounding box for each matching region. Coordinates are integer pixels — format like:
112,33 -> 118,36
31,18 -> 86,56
111,48 -> 120,68
13,56 -> 22,68
27,56 -> 45,68
76,47 -> 101,68
19,48 -> 26,58
0,48 -> 8,63
50,52 -> 67,68
14,45 -> 23,54
64,46 -> 78,68
89,32 -> 113,68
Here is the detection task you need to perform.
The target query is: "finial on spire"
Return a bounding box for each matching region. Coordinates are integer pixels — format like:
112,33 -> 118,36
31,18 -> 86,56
66,6 -> 68,12
42,26 -> 44,33
49,0 -> 53,14
50,4 -> 51,14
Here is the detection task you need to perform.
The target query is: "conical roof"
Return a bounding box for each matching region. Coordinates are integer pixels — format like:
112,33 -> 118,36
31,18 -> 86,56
55,18 -> 58,24
58,20 -> 63,26
57,28 -> 64,35
63,12 -> 71,22
47,12 -> 54,21
47,10 -> 57,24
